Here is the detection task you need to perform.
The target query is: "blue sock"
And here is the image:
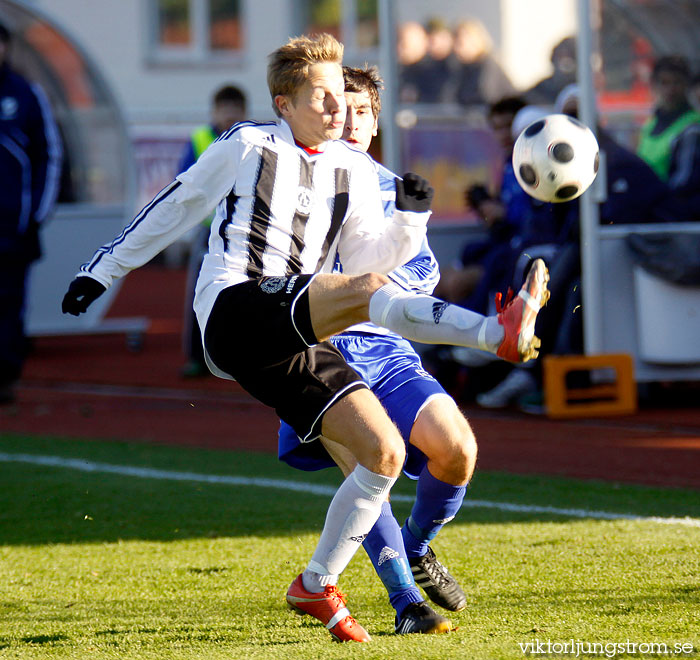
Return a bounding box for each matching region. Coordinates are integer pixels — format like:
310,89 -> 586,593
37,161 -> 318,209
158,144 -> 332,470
363,501 -> 423,617
402,465 -> 467,558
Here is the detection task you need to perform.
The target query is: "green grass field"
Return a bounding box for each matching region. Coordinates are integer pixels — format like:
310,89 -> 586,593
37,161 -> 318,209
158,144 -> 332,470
1,433 -> 699,659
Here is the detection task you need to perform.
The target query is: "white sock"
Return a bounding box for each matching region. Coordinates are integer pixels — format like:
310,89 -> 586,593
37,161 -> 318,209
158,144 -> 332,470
302,464 -> 396,593
369,283 -> 504,353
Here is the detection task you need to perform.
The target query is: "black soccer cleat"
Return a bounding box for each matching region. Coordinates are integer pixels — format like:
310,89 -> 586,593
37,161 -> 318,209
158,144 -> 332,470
395,601 -> 452,635
409,546 -> 467,612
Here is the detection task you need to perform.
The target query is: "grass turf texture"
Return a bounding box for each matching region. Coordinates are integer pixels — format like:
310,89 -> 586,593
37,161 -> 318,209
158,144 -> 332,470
0,433 -> 698,659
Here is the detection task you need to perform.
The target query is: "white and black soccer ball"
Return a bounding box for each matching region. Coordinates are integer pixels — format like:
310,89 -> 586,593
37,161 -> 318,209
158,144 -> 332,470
512,113 -> 599,203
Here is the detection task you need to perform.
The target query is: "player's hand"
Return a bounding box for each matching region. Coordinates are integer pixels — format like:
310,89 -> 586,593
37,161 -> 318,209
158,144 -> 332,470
61,276 -> 106,316
395,173 -> 434,213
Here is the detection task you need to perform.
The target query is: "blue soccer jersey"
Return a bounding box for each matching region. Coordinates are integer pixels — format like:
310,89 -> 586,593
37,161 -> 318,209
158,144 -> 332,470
277,162 -> 448,479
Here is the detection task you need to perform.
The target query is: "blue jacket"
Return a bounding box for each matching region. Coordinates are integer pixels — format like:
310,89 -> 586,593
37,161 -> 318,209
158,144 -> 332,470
0,62 -> 62,259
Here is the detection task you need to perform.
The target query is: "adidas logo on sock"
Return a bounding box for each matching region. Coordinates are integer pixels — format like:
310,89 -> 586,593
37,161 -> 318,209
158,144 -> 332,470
349,534 -> 368,543
432,302 -> 449,324
432,515 -> 455,525
378,546 -> 400,565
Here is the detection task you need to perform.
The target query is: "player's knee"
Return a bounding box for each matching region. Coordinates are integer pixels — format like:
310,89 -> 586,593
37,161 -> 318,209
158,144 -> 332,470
317,273 -> 390,329
437,418 -> 478,483
349,272 -> 390,300
454,426 -> 478,475
373,432 -> 406,477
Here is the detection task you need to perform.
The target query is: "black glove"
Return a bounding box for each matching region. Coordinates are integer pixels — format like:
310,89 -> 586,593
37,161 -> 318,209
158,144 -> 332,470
395,173 -> 434,213
61,276 -> 106,316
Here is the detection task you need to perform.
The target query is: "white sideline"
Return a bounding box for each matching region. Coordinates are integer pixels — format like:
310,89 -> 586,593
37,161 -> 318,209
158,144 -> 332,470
1,451 -> 699,528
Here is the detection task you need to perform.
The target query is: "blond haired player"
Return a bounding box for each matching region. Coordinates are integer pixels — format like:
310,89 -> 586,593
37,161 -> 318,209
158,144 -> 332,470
63,35 -> 548,642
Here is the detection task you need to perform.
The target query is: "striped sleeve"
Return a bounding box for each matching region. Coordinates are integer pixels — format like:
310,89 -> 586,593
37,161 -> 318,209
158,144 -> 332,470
79,139 -> 238,288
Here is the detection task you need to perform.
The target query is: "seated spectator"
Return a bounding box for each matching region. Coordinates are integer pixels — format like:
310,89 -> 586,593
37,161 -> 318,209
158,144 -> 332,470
476,84 -> 687,410
435,99 -> 563,315
397,21 -> 430,104
418,17 -> 455,103
525,36 -> 578,105
451,18 -> 515,107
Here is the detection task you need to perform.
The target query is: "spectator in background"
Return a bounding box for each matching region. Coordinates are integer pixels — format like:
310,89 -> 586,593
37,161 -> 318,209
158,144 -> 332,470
178,85 -> 247,174
179,84 -> 247,377
418,17 -> 455,103
525,36 -> 577,105
435,99 -> 558,314
637,56 -> 700,216
435,97 -> 525,304
451,18 -> 515,107
477,83 -> 687,411
0,20 -> 62,404
554,83 -> 687,228
397,21 -> 430,104
690,71 -> 700,112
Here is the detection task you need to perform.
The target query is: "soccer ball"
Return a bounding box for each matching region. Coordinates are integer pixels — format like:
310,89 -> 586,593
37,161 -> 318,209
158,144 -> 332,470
512,113 -> 599,203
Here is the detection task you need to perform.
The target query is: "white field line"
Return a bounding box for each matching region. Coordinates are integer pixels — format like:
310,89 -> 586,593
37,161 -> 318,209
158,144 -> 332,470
2,452 -> 699,528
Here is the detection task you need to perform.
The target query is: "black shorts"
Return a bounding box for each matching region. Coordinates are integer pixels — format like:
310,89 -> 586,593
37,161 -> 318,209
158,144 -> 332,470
204,274 -> 367,442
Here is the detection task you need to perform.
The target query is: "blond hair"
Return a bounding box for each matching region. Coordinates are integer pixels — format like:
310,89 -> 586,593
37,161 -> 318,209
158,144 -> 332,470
267,33 -> 344,117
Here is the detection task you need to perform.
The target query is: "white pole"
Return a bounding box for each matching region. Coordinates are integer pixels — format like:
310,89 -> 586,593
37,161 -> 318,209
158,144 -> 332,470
378,0 -> 400,173
577,0 -> 603,355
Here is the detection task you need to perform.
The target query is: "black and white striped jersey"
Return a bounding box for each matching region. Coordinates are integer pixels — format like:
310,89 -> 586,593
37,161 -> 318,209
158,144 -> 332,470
79,119 -> 429,334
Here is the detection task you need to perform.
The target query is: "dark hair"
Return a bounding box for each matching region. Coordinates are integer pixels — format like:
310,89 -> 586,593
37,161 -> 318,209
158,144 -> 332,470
213,85 -> 247,108
0,20 -> 11,44
488,96 -> 527,118
652,55 -> 691,81
343,65 -> 383,118
425,16 -> 448,33
551,36 -> 576,62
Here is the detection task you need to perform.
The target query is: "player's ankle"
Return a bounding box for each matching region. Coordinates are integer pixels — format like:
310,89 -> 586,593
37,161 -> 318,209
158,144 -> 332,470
484,316 -> 504,353
302,568 -> 337,593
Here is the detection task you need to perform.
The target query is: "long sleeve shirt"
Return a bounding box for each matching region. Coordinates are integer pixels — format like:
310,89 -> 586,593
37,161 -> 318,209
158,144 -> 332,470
78,120 -> 430,334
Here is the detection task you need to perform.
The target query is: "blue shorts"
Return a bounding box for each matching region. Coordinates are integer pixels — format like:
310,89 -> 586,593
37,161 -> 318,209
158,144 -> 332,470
277,331 -> 448,479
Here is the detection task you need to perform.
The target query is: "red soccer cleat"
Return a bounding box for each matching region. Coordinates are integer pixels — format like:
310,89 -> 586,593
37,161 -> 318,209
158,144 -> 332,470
496,258 -> 550,363
286,574 -> 371,643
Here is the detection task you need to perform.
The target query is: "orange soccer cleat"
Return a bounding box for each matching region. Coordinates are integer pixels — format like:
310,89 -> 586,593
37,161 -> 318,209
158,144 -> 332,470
286,574 -> 371,643
496,258 -> 550,363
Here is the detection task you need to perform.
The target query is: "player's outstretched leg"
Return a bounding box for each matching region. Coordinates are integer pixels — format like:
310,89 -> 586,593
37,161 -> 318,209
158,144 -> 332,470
368,259 -> 549,362
286,574 -> 371,642
495,257 -> 550,362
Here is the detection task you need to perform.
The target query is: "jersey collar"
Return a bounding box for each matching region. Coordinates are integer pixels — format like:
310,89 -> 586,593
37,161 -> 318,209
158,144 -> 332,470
280,119 -> 327,155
